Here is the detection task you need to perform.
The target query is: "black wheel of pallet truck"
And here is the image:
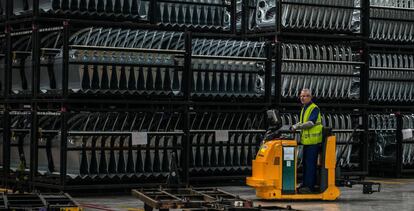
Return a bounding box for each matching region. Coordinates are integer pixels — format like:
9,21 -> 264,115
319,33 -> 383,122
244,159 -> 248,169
144,203 -> 153,211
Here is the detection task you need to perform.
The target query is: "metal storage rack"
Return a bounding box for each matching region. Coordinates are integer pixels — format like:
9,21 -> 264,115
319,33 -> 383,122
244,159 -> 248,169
367,111 -> 414,177
31,103 -> 188,190
1,0 -> 414,191
6,0 -> 240,34
366,0 -> 414,176
242,0 -> 366,38
266,0 -> 371,177
0,0 -> 274,189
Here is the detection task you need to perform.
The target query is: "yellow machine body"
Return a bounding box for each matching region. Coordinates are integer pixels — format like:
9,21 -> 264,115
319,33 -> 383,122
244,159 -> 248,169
246,136 -> 340,200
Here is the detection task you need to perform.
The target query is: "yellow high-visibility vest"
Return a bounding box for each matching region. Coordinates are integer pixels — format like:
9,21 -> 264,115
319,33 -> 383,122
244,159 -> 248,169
299,103 -> 323,145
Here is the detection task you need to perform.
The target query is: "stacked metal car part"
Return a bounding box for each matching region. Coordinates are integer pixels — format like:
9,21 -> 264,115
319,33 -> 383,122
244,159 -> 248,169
155,0 -> 232,29
8,27 -> 267,97
61,28 -> 185,96
8,111 -> 364,179
368,0 -> 414,175
247,0 -> 276,29
188,111 -> 265,176
52,27 -> 267,97
281,113 -> 360,170
35,111 -> 184,181
11,0 -> 235,29
281,0 -> 361,32
4,0 -> 414,189
281,43 -> 361,100
369,53 -> 414,102
191,39 -> 267,97
370,0 -> 414,42
12,0 -> 149,19
402,115 -> 414,169
369,114 -> 396,162
8,111 -> 32,173
33,111 -> 266,179
250,0 -> 361,32
3,25 -> 269,185
9,30 -> 62,95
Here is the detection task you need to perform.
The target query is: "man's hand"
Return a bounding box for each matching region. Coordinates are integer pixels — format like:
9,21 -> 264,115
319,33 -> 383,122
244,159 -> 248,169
290,123 -> 302,131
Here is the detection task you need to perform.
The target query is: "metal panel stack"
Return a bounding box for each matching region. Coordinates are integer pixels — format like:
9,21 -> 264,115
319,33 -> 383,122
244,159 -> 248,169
10,0 -> 236,30
369,114 -> 396,163
368,113 -> 414,175
52,28 -> 185,96
247,0 -> 362,33
33,107 -> 188,187
188,109 -> 265,179
190,39 -> 267,98
369,52 -> 414,102
53,27 -> 267,98
279,0 -> 369,177
1,0 -> 275,189
3,0 -> 414,191
12,0 -> 149,20
9,111 -> 32,173
402,114 -> 414,170
370,0 -> 414,42
271,0 -> 366,175
154,0 -> 232,29
281,43 -> 362,101
368,0 -> 414,176
13,26 -> 269,99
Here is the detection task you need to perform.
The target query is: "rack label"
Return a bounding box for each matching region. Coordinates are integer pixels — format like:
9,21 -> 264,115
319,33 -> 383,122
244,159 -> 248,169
132,132 -> 148,145
215,130 -> 229,142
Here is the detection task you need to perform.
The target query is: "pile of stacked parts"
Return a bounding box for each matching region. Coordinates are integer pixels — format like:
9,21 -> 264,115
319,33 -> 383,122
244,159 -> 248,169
0,0 -> 413,189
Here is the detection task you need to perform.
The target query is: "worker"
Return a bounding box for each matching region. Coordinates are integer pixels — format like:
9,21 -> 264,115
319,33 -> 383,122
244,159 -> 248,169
291,89 -> 323,193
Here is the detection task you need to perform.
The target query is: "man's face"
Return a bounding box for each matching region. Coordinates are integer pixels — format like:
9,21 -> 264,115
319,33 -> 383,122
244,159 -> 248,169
300,91 -> 312,105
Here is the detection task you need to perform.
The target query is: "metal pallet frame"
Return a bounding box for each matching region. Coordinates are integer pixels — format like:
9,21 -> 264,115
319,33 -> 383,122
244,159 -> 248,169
0,192 -> 79,210
131,187 -> 296,211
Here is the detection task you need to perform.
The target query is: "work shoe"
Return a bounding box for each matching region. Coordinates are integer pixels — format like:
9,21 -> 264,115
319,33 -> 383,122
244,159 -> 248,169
312,186 -> 320,193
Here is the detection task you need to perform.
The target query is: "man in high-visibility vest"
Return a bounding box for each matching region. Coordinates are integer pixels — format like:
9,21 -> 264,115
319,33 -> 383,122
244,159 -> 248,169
291,89 -> 323,193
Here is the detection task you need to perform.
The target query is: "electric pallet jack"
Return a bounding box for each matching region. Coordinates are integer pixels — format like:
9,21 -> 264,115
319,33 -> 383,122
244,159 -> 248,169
246,110 -> 381,200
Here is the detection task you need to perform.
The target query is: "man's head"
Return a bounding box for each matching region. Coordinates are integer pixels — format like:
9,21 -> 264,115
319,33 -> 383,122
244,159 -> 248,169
300,89 -> 313,105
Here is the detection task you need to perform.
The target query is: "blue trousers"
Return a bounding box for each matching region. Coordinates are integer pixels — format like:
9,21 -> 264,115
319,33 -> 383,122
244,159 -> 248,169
303,144 -> 320,190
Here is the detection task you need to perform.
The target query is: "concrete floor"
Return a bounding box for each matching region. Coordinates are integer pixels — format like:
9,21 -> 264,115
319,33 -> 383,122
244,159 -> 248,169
74,178 -> 414,211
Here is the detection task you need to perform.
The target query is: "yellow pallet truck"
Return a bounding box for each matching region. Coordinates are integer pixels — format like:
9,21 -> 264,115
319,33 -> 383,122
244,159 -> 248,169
247,110 -> 381,200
